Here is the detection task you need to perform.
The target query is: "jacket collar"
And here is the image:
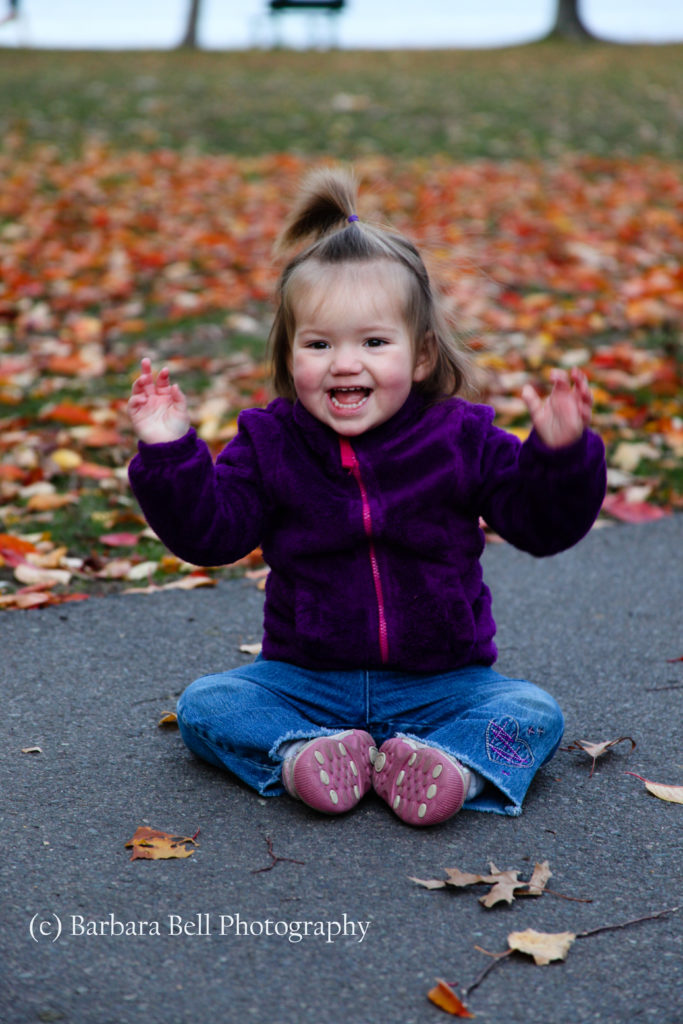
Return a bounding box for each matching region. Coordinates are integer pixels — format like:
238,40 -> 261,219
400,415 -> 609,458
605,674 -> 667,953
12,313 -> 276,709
292,388 -> 427,460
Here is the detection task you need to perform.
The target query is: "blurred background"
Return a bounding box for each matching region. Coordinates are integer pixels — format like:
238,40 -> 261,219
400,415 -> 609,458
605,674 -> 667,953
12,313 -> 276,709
1,0 -> 683,50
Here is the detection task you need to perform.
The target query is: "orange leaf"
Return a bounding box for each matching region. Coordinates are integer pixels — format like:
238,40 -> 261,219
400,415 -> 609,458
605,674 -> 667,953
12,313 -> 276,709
40,402 -> 95,426
427,979 -> 475,1018
25,492 -> 78,512
0,533 -> 38,556
158,711 -> 179,727
125,826 -> 198,861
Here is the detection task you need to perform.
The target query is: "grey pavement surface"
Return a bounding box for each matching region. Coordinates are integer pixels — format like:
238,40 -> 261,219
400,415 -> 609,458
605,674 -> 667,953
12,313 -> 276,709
2,516 -> 682,1024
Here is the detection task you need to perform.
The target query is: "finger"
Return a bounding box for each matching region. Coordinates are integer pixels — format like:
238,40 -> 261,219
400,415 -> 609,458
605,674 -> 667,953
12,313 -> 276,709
521,384 -> 542,417
155,366 -> 173,392
548,368 -> 570,386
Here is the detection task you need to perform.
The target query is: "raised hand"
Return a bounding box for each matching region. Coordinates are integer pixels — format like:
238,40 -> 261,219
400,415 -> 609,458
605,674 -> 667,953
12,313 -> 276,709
128,357 -> 190,444
522,368 -> 593,450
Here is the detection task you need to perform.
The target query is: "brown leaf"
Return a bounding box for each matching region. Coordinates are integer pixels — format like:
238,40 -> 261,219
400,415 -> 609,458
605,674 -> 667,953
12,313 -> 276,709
508,928 -> 575,966
125,826 -> 198,861
524,860 -> 553,896
564,736 -> 636,777
444,868 -> 487,887
427,979 -> 475,1018
409,876 -> 448,890
478,864 -> 523,907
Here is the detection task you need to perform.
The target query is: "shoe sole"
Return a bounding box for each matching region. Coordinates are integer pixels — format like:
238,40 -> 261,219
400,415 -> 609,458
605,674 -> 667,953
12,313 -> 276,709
289,730 -> 377,815
372,738 -> 466,826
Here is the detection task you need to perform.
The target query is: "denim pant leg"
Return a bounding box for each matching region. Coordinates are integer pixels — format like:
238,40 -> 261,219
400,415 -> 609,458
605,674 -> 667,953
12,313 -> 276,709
370,665 -> 565,817
176,658 -> 367,797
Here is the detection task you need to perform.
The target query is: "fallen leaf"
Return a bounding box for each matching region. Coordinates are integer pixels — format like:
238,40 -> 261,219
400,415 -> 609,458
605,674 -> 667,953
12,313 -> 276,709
563,736 -> 636,777
478,864 -> 523,908
523,860 -> 553,897
239,642 -> 262,656
125,826 -> 198,861
99,532 -> 141,547
601,493 -> 670,524
508,928 -> 576,966
25,492 -> 78,512
50,448 -> 83,471
626,773 -> 683,804
412,860 -> 555,906
427,979 -> 475,1018
14,563 -> 72,587
444,867 -> 487,887
409,876 -> 448,890
158,711 -> 179,727
21,746 -> 43,754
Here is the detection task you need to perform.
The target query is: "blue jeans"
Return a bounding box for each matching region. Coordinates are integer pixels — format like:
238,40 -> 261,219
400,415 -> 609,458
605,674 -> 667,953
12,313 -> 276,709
176,658 -> 564,816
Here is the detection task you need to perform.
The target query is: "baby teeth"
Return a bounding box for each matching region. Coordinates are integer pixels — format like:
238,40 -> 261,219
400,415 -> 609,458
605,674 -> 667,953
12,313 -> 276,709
330,388 -> 369,410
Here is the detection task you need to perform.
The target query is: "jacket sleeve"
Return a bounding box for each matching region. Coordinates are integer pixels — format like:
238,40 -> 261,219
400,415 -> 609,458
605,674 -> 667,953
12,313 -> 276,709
127,425 -> 267,567
474,414 -> 606,557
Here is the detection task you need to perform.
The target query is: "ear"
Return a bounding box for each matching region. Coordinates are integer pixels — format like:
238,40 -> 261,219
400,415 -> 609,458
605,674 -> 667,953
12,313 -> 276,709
412,332 -> 436,383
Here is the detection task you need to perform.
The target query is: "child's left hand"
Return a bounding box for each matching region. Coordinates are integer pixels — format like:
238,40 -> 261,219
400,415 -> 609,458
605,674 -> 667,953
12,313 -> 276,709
522,368 -> 593,449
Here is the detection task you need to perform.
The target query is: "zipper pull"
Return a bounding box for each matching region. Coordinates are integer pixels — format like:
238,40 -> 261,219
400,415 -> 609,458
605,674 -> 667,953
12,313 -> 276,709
339,436 -> 357,471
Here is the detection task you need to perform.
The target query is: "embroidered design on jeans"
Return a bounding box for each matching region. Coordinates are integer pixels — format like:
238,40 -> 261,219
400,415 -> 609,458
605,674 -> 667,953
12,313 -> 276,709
486,717 -> 535,768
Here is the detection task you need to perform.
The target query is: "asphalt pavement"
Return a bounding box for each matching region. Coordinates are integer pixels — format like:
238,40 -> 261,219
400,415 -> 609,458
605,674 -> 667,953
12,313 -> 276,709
2,516 -> 681,1024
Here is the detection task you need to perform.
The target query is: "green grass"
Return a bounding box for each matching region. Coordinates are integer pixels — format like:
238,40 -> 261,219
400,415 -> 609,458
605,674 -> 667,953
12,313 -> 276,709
1,43 -> 682,160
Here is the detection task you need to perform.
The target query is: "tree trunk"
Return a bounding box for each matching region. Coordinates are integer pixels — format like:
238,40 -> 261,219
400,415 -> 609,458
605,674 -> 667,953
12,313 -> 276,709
178,0 -> 202,49
547,0 -> 596,41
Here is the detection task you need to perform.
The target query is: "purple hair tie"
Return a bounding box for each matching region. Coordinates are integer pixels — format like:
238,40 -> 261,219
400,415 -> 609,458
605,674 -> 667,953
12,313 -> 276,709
347,214 -> 359,223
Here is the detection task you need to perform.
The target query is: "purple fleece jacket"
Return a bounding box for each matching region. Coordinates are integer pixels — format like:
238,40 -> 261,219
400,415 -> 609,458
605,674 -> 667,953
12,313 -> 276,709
128,390 -> 606,673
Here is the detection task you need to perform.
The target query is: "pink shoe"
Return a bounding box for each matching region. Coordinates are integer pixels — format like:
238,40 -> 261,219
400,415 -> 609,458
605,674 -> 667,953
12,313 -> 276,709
282,730 -> 377,815
372,737 -> 468,826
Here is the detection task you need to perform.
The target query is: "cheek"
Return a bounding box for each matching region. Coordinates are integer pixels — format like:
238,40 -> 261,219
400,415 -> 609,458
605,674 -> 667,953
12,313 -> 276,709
290,353 -> 320,396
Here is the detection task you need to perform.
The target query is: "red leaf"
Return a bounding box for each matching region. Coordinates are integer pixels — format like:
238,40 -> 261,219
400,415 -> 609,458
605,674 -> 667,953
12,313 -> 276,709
601,494 -> 670,524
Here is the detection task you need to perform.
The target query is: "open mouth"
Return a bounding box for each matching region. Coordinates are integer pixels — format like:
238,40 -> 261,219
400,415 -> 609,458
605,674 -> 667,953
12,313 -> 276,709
329,387 -> 372,410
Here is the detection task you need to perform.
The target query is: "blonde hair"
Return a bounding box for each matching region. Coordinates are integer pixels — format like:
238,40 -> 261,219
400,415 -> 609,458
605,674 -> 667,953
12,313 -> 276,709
268,167 -> 475,402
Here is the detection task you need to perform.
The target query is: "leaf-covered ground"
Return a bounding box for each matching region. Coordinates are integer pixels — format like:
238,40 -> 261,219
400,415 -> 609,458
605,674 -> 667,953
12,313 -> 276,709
0,47 -> 681,607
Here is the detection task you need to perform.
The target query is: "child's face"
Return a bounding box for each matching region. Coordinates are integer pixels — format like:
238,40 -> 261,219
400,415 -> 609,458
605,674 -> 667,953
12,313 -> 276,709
289,262 -> 429,437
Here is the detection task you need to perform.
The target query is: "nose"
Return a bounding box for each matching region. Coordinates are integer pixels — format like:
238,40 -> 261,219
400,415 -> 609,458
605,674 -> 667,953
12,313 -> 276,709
330,343 -> 362,375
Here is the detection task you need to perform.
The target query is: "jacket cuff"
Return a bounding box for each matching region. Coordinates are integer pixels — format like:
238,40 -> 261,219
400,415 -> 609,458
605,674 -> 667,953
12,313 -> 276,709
524,427 -> 593,467
135,428 -> 199,464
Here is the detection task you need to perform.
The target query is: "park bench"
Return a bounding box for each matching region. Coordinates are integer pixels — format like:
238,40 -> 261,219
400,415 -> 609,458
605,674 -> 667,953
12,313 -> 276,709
267,0 -> 346,47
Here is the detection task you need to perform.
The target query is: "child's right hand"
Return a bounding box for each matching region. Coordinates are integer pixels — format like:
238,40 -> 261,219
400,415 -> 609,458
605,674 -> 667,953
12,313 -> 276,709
128,358 -> 191,444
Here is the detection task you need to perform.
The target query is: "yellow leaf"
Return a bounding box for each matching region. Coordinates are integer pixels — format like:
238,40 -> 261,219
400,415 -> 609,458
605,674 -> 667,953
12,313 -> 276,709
158,711 -> 179,728
508,928 -> 575,966
627,773 -> 683,804
644,782 -> 683,804
50,448 -> 83,471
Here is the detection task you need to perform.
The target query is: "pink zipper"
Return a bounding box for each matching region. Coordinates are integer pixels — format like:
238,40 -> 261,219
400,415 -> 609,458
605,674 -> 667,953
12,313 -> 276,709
339,437 -> 389,664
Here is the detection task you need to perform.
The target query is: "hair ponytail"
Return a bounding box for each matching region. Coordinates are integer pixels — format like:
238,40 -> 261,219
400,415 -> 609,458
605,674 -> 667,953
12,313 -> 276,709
275,167 -> 359,254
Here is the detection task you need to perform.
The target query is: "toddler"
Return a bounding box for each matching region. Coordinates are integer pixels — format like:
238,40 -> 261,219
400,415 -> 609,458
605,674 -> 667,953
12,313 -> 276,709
128,168 -> 606,826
